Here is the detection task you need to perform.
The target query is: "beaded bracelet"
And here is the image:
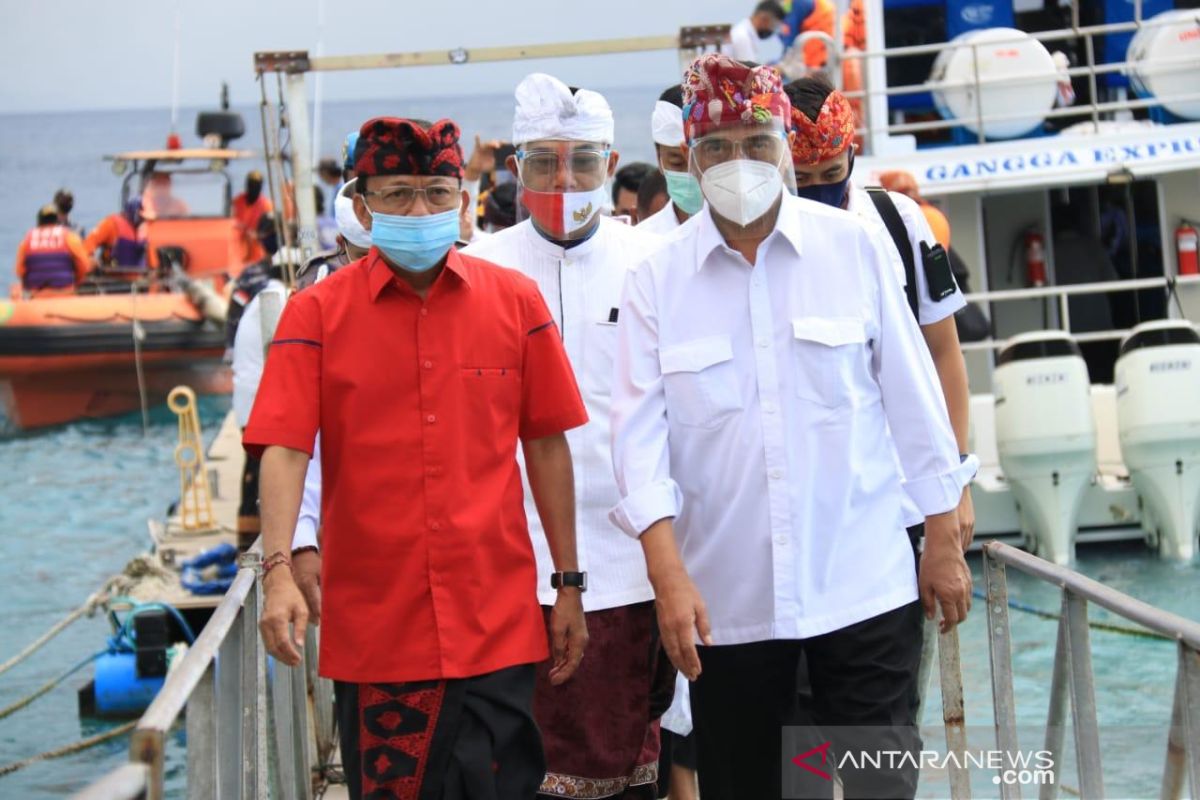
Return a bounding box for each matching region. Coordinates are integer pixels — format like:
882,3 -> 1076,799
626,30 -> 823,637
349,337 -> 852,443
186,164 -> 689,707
262,551 -> 291,578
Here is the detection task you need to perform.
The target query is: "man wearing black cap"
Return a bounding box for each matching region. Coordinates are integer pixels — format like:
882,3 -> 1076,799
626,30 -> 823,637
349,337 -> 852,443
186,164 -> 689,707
247,116 -> 590,800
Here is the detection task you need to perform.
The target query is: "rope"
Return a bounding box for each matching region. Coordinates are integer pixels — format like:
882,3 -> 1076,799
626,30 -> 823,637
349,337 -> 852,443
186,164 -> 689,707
0,649 -> 106,722
0,720 -> 137,778
0,592 -> 105,680
973,590 -> 1173,641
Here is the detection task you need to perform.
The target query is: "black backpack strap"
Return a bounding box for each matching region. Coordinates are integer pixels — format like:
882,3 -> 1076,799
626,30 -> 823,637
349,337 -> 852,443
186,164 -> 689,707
866,187 -> 920,321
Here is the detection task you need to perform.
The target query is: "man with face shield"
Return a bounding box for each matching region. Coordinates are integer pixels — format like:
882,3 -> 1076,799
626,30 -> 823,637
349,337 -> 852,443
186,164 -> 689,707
639,84 -> 704,236
246,116 -> 590,800
786,75 -> 975,553
609,54 -> 977,799
464,73 -> 668,800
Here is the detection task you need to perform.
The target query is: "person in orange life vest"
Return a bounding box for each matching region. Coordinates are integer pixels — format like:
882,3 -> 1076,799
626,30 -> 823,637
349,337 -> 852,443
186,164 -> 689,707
84,199 -> 147,269
15,205 -> 92,291
233,171 -> 275,263
777,0 -> 837,68
141,172 -> 190,220
878,169 -> 952,251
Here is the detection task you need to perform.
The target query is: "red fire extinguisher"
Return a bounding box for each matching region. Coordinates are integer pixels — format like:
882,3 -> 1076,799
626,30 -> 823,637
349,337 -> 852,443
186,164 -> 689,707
1024,231 -> 1047,287
1178,222 -> 1199,276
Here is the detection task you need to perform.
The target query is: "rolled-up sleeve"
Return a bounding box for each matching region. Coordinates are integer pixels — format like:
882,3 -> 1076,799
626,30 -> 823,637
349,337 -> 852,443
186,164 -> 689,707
864,227 -> 976,517
243,291 -> 322,458
291,436 -> 323,550
609,264 -> 683,538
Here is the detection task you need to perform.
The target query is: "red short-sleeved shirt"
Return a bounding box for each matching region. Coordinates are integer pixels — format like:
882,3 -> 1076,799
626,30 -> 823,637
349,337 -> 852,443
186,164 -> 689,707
244,248 -> 588,683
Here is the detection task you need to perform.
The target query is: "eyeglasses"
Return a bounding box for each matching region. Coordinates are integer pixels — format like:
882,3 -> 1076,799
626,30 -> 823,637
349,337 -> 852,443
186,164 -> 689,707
362,184 -> 460,214
691,132 -> 787,169
517,147 -> 610,191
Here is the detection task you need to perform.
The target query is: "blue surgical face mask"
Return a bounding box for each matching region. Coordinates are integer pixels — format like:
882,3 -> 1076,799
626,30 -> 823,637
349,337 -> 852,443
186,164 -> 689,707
794,151 -> 855,209
366,206 -> 460,272
663,169 -> 704,216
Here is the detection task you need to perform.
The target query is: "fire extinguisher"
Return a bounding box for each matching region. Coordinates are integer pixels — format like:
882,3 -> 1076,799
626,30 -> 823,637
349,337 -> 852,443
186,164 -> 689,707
1178,221 -> 1199,276
1024,231 -> 1047,287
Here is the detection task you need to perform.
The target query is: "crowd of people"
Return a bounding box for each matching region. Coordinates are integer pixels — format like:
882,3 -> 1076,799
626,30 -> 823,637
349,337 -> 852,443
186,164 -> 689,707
235,43 -> 980,800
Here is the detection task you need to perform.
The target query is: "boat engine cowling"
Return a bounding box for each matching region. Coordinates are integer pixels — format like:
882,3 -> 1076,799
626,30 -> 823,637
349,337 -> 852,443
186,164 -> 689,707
994,331 -> 1097,564
1116,320 -> 1200,561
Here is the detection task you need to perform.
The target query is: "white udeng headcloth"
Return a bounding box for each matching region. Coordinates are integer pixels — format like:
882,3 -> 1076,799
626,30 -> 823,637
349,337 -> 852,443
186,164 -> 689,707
512,73 -> 615,145
651,100 -> 685,147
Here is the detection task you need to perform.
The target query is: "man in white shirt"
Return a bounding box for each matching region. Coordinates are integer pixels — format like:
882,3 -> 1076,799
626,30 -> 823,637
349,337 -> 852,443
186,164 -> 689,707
723,1 -> 786,65
234,184 -> 371,614
638,85 -> 703,237
785,75 -> 975,551
463,73 -> 668,800
610,54 -> 976,799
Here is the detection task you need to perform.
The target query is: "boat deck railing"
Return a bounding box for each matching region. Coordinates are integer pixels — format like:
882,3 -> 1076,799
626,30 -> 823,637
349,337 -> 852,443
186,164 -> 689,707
72,539 -> 1199,798
956,274 -> 1200,354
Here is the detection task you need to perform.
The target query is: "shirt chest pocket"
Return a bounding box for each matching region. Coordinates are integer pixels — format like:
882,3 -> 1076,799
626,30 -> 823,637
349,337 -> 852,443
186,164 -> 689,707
659,335 -> 742,429
791,317 -> 867,409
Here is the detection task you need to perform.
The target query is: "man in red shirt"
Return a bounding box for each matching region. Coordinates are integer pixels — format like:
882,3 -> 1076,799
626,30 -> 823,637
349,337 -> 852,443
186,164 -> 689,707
245,116 -> 590,800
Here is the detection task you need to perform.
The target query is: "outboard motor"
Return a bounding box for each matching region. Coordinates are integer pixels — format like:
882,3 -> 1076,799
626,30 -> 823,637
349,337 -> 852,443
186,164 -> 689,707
994,331 -> 1097,564
1115,320 -> 1200,561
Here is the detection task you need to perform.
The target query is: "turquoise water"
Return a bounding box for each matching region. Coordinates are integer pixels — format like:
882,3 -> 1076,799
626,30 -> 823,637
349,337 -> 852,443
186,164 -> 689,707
0,399 -> 227,798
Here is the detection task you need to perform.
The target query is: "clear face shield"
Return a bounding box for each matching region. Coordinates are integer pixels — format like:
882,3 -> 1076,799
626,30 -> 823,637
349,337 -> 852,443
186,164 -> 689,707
516,139 -> 611,240
687,119 -> 796,238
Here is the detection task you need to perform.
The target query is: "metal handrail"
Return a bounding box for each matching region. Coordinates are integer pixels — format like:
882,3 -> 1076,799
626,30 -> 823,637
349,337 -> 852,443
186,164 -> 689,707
71,537 -> 331,800
972,542 -> 1200,799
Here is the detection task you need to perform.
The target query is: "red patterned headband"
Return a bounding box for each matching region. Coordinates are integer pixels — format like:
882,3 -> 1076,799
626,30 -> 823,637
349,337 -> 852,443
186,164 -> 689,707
682,54 -> 791,142
790,90 -> 856,166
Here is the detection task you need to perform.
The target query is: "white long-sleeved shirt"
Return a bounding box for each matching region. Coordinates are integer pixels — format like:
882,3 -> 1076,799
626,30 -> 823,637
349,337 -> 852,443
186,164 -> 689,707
463,218 -> 660,612
233,280 -> 323,550
610,195 -> 977,644
723,17 -> 784,65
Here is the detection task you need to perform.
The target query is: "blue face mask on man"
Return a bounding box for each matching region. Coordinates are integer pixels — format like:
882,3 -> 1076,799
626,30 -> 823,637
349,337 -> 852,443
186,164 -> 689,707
794,150 -> 855,209
366,206 -> 460,272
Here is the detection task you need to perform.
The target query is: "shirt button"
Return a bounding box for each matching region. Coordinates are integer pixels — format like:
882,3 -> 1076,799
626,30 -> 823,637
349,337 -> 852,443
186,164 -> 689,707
763,402 -> 776,414
423,360 -> 433,369
776,536 -> 788,546
420,308 -> 429,316
757,339 -> 769,349
426,414 -> 436,424
430,521 -> 441,531
770,469 -> 783,480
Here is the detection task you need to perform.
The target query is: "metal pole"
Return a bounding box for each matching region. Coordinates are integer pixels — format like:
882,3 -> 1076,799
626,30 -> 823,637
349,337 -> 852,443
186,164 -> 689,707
217,612 -> 244,799
129,729 -> 165,800
1179,644 -> 1200,797
937,619 -> 972,799
862,0 -> 889,155
984,555 -> 1022,800
1062,591 -> 1105,798
971,41 -> 986,145
1161,664 -> 1186,800
915,615 -> 937,726
1040,618 -> 1069,800
284,72 -> 319,271
186,663 -> 218,800
240,551 -> 267,799
306,626 -> 336,767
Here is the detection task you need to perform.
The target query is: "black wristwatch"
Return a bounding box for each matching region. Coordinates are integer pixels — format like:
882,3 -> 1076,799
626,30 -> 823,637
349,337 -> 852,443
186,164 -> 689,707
550,571 -> 587,592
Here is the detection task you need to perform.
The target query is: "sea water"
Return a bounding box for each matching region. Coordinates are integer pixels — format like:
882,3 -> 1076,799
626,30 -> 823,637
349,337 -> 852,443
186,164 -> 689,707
1,98 -> 1197,798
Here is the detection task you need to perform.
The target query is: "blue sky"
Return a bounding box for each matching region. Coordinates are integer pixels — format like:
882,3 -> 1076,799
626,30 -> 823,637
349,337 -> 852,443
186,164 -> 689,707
0,0 -> 749,112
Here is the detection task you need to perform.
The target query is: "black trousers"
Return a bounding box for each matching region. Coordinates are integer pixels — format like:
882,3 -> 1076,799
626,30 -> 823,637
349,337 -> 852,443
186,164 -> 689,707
690,601 -> 924,800
335,664 -> 545,800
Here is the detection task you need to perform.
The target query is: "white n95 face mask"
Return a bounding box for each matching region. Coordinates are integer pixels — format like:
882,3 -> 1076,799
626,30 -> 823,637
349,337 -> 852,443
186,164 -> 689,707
699,159 -> 784,227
